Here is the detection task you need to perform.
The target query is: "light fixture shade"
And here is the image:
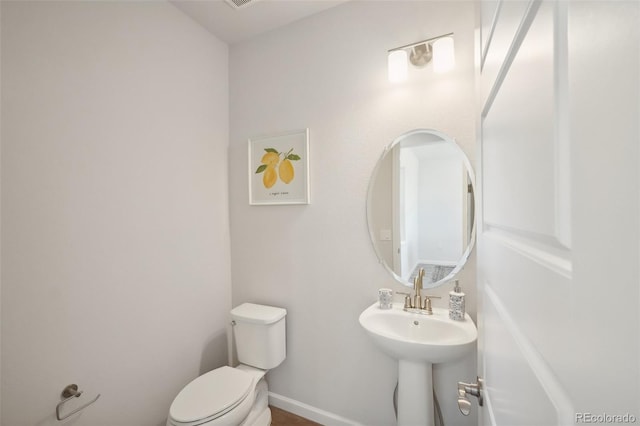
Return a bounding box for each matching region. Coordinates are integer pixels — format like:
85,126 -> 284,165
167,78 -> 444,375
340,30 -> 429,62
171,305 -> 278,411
388,50 -> 408,83
432,36 -> 455,73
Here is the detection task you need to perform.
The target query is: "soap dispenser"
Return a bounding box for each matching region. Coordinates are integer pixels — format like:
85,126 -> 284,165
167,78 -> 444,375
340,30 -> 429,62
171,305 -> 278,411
449,280 -> 466,321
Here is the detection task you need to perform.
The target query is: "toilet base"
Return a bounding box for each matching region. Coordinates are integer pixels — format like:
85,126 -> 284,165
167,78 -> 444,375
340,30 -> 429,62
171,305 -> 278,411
240,377 -> 270,426
242,406 -> 271,426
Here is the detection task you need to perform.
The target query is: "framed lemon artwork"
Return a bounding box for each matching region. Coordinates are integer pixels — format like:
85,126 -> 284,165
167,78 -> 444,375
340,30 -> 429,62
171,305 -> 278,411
248,129 -> 310,205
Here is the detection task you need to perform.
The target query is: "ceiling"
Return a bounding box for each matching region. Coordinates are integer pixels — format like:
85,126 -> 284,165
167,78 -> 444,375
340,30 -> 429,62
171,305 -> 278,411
170,0 -> 351,45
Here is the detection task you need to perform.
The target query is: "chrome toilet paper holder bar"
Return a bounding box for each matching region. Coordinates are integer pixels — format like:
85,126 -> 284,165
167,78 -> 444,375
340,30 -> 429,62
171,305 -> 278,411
56,384 -> 101,421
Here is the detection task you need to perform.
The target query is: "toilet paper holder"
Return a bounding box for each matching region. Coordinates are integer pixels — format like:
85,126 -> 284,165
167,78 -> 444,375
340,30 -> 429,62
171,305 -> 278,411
55,384 -> 101,421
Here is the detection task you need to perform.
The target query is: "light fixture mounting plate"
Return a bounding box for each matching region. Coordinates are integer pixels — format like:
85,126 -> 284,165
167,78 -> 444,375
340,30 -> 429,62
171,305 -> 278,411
409,43 -> 433,68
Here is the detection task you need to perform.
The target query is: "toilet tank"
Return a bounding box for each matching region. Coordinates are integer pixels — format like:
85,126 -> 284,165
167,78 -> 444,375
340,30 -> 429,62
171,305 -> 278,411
230,303 -> 286,370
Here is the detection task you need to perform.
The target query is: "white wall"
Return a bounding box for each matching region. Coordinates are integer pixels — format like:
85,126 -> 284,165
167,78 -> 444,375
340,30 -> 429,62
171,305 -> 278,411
229,2 -> 477,424
401,147 -> 420,278
1,2 -> 230,425
418,154 -> 464,263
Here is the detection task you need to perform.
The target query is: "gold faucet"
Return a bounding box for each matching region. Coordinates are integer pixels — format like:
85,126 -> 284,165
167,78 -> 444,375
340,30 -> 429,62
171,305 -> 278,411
413,268 -> 425,309
402,268 -> 440,314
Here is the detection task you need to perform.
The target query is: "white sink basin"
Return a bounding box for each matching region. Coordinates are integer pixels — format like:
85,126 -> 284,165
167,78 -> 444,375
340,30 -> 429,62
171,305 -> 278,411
359,302 -> 477,363
359,302 -> 477,425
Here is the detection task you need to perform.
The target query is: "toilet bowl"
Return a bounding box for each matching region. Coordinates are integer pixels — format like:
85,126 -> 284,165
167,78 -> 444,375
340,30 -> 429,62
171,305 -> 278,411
166,365 -> 270,426
167,303 -> 286,426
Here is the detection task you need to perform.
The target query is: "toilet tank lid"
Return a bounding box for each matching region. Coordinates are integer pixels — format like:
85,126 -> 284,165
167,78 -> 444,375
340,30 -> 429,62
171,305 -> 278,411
231,303 -> 286,324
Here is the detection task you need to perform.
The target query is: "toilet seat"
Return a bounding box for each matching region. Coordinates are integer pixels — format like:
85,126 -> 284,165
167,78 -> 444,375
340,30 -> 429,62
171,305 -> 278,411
168,366 -> 253,425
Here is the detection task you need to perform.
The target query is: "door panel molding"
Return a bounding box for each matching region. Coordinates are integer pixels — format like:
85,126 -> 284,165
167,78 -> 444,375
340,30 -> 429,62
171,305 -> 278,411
480,0 -> 502,70
482,1 -> 568,251
481,0 -> 542,117
552,0 -> 571,249
484,224 -> 572,278
484,283 -> 574,424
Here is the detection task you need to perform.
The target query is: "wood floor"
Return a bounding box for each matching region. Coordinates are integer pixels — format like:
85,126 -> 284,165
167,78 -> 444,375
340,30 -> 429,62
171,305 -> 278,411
270,406 -> 322,426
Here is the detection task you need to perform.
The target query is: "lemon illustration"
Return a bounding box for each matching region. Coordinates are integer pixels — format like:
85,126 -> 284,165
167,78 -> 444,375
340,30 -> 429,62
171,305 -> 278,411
261,151 -> 280,168
263,166 -> 277,188
279,159 -> 294,184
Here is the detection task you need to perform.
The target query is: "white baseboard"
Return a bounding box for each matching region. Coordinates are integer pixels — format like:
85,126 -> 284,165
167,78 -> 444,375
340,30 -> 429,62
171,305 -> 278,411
268,392 -> 362,426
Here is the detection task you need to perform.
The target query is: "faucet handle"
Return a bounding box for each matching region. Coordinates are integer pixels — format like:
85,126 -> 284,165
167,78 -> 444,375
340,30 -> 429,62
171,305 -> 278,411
423,297 -> 433,314
423,295 -> 441,314
396,291 -> 413,309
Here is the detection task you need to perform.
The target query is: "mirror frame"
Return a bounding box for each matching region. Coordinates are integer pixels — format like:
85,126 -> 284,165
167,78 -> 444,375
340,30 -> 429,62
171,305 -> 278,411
366,129 -> 476,289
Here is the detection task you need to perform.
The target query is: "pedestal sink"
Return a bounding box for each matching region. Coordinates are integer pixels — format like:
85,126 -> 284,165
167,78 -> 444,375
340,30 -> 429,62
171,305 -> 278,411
359,302 -> 477,426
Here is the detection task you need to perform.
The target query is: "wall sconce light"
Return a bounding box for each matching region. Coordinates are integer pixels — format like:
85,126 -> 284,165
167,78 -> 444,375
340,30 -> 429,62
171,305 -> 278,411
387,33 -> 455,83
388,50 -> 408,83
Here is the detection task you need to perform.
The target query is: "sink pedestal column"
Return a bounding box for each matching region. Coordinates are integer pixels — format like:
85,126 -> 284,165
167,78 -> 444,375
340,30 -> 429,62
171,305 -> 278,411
397,360 -> 434,426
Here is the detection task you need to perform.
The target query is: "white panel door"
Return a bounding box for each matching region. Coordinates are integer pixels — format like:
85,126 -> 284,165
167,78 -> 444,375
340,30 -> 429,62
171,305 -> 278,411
476,0 -> 639,424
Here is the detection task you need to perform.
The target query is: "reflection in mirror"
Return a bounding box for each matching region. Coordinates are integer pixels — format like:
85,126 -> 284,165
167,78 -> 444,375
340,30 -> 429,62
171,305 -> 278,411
367,129 -> 475,289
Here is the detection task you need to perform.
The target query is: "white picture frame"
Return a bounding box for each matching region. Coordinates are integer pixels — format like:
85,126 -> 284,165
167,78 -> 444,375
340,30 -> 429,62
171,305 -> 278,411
248,129 -> 310,205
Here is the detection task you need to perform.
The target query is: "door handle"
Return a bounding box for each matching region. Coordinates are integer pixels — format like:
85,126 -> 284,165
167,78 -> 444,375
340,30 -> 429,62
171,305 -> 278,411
457,377 -> 484,416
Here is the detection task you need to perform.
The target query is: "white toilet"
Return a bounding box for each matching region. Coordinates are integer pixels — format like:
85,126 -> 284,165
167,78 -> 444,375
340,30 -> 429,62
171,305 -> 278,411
167,303 -> 287,426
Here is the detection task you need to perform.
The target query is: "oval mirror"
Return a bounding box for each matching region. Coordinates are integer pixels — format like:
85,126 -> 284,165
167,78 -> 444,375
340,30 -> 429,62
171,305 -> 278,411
366,129 -> 475,288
